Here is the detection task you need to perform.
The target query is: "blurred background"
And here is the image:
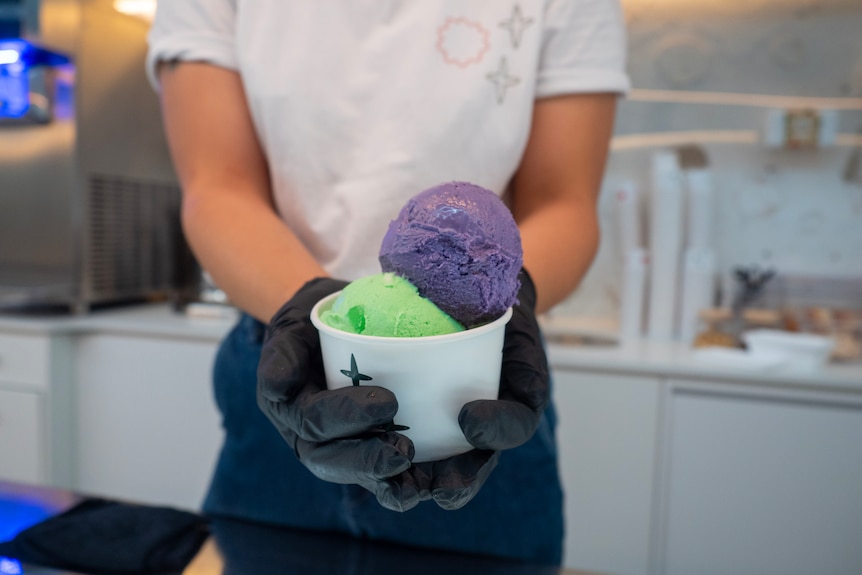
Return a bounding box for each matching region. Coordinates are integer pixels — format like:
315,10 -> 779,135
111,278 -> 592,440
0,0 -> 194,314
1,2 -> 861,575
3,0 -> 860,353
547,0 -> 862,358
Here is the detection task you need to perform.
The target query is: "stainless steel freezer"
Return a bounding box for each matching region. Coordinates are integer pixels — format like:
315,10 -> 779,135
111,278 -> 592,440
0,0 -> 195,313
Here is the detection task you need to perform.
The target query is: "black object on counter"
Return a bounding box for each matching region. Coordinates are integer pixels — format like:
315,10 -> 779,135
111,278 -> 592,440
0,498 -> 209,575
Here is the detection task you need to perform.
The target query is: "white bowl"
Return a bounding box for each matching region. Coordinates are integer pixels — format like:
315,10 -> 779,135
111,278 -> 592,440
311,291 -> 512,462
742,329 -> 835,372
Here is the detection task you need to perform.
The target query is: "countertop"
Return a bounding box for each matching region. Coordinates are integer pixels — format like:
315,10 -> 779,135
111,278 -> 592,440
0,480 -> 601,575
545,335 -> 862,393
2,303 -> 860,392
0,303 -> 239,342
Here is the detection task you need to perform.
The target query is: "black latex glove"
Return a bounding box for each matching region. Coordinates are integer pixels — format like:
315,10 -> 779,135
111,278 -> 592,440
257,278 -> 425,511
407,269 -> 550,511
257,271 -> 549,513
459,269 -> 550,452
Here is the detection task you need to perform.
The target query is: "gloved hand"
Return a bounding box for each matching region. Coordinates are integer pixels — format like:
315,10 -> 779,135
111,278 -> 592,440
459,270 -> 550,452
257,270 -> 549,513
257,278 -> 429,512
402,270 -> 550,509
409,269 -> 550,511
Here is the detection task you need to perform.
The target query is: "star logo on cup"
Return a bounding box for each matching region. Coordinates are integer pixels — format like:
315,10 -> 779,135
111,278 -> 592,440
339,354 -> 409,432
340,353 -> 373,386
378,420 -> 410,433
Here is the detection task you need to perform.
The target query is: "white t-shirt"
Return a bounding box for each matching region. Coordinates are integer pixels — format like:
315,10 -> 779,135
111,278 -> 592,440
147,1 -> 629,280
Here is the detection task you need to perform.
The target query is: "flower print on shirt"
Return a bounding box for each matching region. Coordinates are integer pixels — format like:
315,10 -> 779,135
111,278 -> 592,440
436,17 -> 490,68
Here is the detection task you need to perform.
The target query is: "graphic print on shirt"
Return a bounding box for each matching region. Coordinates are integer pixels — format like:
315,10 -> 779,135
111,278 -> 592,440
486,4 -> 532,104
486,57 -> 520,105
499,4 -> 534,48
435,4 -> 533,105
436,17 -> 490,68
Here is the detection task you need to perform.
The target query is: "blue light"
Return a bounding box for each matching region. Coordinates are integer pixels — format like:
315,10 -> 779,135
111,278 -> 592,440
0,557 -> 22,575
0,40 -> 70,68
0,50 -> 19,65
0,497 -> 53,542
0,69 -> 28,118
0,40 -> 25,58
0,39 -> 71,119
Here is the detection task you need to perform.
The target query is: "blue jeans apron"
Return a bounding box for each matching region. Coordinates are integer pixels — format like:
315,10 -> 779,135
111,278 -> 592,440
202,314 -> 564,565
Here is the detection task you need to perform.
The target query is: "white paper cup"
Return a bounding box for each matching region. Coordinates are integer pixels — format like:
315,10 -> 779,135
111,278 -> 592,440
310,291 -> 512,463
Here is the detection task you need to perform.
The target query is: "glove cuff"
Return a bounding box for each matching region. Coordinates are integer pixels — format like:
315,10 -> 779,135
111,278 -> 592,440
267,277 -> 349,326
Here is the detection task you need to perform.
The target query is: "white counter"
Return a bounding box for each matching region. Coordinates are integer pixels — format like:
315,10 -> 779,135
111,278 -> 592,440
3,302 -> 859,390
547,337 -> 862,393
3,302 -> 862,575
0,303 -> 238,341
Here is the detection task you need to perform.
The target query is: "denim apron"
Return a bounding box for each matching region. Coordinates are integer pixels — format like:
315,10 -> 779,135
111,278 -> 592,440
202,314 -> 564,565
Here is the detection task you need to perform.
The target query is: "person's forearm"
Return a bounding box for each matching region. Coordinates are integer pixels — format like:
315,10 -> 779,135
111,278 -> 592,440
182,186 -> 327,322
157,62 -> 327,322
511,93 -> 616,314
519,196 -> 599,315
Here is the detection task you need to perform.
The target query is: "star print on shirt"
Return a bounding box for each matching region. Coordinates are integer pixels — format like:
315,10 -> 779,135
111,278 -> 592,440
487,56 -> 520,104
340,353 -> 372,386
499,4 -> 533,49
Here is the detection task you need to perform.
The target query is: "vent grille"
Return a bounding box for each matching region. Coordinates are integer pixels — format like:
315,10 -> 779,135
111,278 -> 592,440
86,175 -> 188,301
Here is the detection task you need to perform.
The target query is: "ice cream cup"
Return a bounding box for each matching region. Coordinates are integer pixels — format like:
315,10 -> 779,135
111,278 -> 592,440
310,291 -> 513,463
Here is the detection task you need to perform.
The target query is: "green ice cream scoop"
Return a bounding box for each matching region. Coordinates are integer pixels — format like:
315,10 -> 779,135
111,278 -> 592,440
320,272 -> 465,337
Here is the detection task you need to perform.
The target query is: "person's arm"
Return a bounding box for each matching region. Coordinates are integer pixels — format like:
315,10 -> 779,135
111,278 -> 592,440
157,61 -> 327,322
159,61 -> 424,510
510,92 -> 618,314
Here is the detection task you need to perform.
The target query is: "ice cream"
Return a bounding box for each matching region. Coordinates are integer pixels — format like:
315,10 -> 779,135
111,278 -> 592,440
312,182 -> 519,462
320,272 -> 464,337
379,181 -> 522,328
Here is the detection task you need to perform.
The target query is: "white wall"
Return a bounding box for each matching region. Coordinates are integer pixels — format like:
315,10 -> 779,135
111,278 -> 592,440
550,0 -> 862,324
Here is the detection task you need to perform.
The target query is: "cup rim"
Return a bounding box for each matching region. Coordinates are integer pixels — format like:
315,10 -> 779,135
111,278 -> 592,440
310,290 -> 513,344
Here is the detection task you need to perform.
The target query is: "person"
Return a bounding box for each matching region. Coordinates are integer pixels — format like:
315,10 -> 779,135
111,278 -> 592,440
147,1 -> 628,565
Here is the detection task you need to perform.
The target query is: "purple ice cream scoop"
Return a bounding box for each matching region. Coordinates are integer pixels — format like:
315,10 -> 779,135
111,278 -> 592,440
379,181 -> 523,328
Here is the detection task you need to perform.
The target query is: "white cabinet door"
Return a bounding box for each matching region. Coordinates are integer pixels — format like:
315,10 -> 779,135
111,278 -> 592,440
659,384 -> 862,575
0,333 -> 51,389
74,333 -> 223,511
553,369 -> 661,575
0,389 -> 44,484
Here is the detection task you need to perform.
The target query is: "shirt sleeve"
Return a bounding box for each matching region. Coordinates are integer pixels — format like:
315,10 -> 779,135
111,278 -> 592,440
536,0 -> 630,97
145,0 -> 238,91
